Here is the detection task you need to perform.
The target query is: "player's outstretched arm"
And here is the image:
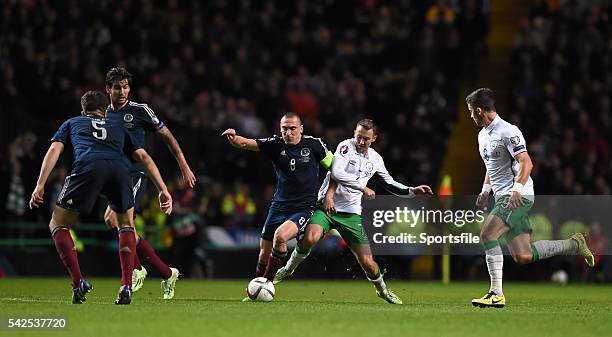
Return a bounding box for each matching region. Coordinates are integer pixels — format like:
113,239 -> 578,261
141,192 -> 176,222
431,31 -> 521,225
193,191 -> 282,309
221,128 -> 259,151
375,164 -> 433,197
156,126 -> 196,188
132,148 -> 173,215
30,142 -> 64,209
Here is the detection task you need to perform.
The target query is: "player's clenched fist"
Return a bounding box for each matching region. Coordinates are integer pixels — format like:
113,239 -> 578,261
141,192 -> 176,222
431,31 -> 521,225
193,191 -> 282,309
476,191 -> 489,207
221,128 -> 236,141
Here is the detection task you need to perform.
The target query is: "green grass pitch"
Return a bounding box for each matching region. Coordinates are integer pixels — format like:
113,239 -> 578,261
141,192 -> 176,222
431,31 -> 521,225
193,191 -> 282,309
1,278 -> 610,337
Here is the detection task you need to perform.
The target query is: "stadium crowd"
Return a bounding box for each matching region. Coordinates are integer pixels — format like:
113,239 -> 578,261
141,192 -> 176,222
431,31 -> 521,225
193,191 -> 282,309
1,0 -> 490,228
508,0 -> 612,195
1,0 -> 609,281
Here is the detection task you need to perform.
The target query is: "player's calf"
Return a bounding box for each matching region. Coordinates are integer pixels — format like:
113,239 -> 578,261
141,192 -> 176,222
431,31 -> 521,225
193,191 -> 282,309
264,221 -> 298,280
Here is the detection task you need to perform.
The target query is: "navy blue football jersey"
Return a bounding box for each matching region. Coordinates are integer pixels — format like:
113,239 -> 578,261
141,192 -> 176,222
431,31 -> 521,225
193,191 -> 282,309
51,115 -> 141,171
256,135 -> 330,211
106,101 -> 165,176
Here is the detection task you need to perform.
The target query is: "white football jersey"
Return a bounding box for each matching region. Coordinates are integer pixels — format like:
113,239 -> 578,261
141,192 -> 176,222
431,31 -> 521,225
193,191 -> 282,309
317,139 -> 413,215
478,115 -> 534,201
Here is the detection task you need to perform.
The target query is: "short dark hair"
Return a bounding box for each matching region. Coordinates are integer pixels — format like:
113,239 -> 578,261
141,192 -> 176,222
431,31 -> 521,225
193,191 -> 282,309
356,118 -> 377,134
281,112 -> 302,124
105,67 -> 132,88
81,91 -> 108,113
466,88 -> 496,111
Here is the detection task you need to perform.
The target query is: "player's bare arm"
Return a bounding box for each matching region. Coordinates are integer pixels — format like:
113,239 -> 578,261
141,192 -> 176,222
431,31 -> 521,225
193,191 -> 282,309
132,148 -> 173,215
29,141 -> 65,209
221,128 -> 259,151
509,151 -> 533,209
476,172 -> 491,207
156,126 -> 196,188
323,178 -> 338,215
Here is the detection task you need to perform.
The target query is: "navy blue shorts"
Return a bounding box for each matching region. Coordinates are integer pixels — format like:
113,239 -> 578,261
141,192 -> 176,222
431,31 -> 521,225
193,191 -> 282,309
57,159 -> 134,214
261,208 -> 313,241
130,175 -> 148,213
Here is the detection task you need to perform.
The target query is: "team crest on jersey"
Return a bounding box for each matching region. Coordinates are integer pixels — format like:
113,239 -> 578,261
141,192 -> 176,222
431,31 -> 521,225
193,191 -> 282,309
124,114 -> 134,122
489,140 -> 501,150
488,140 -> 501,158
510,136 -> 520,145
365,162 -> 374,173
301,148 -> 310,157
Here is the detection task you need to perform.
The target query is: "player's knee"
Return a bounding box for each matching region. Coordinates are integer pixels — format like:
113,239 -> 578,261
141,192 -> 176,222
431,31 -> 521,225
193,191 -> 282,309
480,232 -> 496,242
513,254 -> 533,265
273,227 -> 295,244
302,231 -> 319,247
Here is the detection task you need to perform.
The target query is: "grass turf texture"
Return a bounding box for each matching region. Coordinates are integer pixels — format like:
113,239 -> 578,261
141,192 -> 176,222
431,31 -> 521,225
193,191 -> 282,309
0,279 -> 610,337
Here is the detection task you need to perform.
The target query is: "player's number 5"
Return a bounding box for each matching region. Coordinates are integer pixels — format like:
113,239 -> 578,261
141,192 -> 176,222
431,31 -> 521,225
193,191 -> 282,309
92,120 -> 107,140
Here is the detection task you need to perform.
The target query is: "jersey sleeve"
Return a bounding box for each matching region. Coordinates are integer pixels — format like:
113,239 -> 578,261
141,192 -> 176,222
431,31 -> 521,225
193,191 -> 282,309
255,135 -> 281,156
140,104 -> 165,132
505,126 -> 528,157
310,137 -> 333,169
373,154 -> 414,197
330,141 -> 363,191
50,119 -> 71,144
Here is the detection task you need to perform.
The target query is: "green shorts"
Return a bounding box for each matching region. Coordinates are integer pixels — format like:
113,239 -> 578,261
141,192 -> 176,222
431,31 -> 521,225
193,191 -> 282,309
491,195 -> 534,242
308,208 -> 369,245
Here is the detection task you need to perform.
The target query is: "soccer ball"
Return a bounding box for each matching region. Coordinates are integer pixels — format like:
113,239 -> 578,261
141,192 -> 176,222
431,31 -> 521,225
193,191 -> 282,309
551,270 -> 569,285
246,277 -> 275,302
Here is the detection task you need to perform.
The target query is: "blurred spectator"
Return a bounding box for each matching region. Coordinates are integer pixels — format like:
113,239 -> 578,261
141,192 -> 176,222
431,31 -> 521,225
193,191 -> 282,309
222,181 -> 256,229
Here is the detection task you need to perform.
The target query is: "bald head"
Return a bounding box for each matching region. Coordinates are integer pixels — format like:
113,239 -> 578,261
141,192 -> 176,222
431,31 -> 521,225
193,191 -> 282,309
281,112 -> 302,125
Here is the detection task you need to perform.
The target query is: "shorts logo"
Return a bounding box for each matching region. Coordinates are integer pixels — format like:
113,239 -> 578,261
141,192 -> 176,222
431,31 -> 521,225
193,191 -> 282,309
124,114 -> 134,122
301,148 -> 310,157
510,136 -> 520,145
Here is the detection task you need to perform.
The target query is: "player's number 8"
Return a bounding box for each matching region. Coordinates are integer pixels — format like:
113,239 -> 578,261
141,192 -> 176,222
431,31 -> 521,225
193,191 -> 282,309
290,158 -> 296,171
92,120 -> 107,140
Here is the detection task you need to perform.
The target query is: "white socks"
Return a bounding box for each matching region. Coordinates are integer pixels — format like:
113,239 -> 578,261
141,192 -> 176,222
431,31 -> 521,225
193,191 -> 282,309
284,249 -> 308,272
485,245 -> 504,295
368,273 -> 387,293
532,239 -> 578,260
